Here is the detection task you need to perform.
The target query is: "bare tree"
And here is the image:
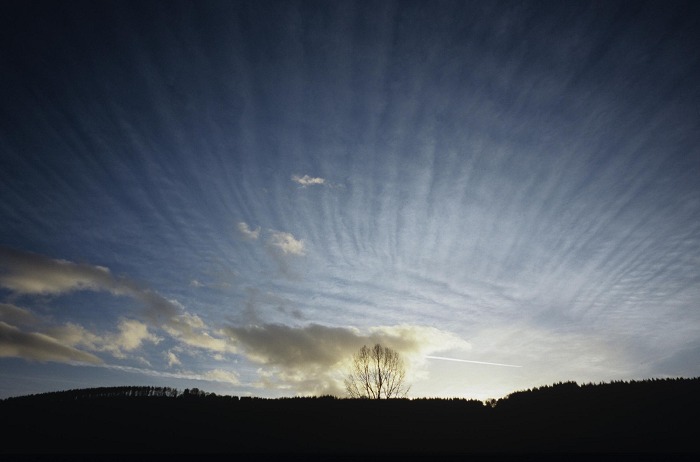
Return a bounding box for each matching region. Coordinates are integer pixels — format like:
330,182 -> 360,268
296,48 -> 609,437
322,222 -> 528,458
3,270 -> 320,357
345,343 -> 410,399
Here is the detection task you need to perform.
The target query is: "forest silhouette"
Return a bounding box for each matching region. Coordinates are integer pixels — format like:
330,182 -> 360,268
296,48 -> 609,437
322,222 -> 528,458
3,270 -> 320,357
1,378 -> 698,455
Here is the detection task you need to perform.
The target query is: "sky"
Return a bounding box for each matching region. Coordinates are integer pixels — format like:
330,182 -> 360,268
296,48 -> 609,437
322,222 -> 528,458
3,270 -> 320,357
1,0 -> 699,401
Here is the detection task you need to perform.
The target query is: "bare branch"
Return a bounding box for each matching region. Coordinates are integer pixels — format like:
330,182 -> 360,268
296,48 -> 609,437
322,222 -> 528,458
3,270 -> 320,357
345,343 -> 409,399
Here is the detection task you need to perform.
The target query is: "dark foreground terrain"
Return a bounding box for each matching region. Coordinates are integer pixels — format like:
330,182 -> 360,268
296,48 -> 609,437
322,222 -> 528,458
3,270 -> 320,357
1,378 -> 699,457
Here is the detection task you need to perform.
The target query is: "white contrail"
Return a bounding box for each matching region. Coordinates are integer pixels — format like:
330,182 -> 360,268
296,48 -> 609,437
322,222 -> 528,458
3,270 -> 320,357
426,355 -> 522,368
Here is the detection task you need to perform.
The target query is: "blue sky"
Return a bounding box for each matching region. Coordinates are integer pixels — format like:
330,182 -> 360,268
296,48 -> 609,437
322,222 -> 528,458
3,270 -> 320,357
1,0 -> 699,400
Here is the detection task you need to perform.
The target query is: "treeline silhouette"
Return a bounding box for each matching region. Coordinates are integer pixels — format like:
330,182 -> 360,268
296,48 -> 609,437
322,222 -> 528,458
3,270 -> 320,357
1,378 -> 698,454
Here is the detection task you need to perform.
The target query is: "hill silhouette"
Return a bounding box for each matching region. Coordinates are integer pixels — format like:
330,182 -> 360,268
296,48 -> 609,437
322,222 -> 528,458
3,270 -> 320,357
1,378 -> 699,456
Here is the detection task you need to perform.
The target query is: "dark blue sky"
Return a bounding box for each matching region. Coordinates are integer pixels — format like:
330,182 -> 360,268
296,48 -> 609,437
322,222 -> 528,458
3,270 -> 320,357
1,0 -> 699,399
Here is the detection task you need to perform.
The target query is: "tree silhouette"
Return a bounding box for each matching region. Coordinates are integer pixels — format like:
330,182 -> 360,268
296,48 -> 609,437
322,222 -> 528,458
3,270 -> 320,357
345,343 -> 410,399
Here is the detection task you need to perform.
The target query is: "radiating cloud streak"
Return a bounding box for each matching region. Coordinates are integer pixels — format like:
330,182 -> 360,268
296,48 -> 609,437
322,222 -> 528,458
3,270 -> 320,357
1,0 -> 699,398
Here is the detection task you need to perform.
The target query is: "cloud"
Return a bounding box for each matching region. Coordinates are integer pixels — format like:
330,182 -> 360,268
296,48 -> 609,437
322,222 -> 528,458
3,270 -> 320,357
44,318 -> 161,360
0,246 -> 180,320
44,323 -> 100,350
268,231 -> 306,256
0,321 -> 102,364
237,222 -> 261,240
222,323 -> 469,395
102,363 -> 240,385
201,368 -> 240,385
291,174 -> 326,187
166,349 -> 182,367
0,301 -> 228,367
0,246 -> 115,295
0,300 -> 160,362
224,323 -> 364,368
163,313 -> 232,354
0,247 -> 231,361
0,303 -> 40,327
111,319 -> 162,353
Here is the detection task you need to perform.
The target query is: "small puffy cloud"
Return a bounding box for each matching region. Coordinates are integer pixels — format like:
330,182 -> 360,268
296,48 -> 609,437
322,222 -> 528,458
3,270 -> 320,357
166,349 -> 182,367
0,321 -> 102,364
237,222 -> 261,240
222,323 -> 469,395
163,313 -> 232,354
112,319 -> 161,352
46,319 -> 160,359
268,231 -> 306,256
291,174 -> 325,187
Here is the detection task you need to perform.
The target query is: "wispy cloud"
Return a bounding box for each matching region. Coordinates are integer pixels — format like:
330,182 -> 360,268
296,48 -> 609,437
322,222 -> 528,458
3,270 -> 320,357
0,246 -> 116,295
0,303 -> 40,327
201,368 -> 240,385
102,363 -> 240,385
0,300 -> 163,364
0,246 -> 181,320
291,174 -> 326,187
0,247 -> 232,361
0,321 -> 103,365
237,222 -> 261,240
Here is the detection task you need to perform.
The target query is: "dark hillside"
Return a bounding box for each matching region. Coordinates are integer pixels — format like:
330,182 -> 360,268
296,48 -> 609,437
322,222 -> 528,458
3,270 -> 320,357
1,378 -> 698,455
